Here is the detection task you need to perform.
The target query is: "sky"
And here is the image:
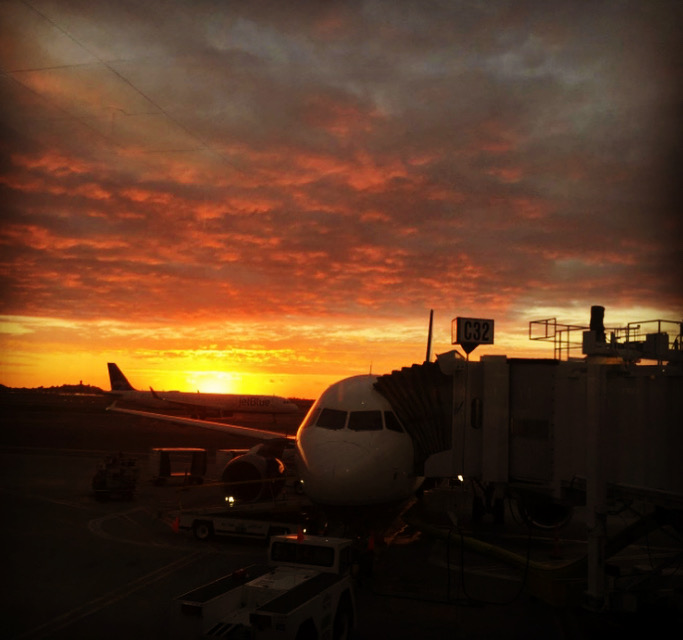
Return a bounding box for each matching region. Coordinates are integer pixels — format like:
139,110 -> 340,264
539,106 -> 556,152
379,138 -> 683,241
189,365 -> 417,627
1,0 -> 681,399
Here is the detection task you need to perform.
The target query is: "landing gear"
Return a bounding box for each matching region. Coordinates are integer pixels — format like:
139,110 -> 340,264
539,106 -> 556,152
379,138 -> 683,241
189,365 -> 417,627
514,492 -> 573,530
472,482 -> 506,525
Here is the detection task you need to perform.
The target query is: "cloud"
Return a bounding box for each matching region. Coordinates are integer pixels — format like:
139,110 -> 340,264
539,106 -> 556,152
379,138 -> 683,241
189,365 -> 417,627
0,1 -> 681,393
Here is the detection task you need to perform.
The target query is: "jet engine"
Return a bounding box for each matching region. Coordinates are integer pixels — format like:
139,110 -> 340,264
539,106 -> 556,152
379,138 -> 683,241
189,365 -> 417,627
221,441 -> 287,503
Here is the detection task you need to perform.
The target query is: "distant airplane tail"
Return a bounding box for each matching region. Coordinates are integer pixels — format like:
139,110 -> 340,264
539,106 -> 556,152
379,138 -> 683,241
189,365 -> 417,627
107,363 -> 136,392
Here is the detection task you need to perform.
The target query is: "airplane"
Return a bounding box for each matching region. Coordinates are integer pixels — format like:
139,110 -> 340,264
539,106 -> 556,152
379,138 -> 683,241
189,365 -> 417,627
107,363 -> 299,417
107,373 -> 422,507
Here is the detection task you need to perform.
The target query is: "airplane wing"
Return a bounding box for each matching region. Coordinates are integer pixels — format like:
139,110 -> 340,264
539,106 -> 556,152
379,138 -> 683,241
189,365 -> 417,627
106,402 -> 296,441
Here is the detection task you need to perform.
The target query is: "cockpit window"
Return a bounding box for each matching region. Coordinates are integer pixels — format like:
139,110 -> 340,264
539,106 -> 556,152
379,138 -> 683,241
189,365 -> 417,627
348,410 -> 383,431
316,408 -> 347,430
384,411 -> 404,433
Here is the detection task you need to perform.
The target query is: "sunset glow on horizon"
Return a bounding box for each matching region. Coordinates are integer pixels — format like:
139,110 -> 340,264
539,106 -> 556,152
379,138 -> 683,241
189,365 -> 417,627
1,2 -> 681,400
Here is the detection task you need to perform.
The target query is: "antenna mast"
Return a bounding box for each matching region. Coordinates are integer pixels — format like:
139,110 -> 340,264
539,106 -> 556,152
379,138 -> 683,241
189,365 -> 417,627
425,309 -> 434,362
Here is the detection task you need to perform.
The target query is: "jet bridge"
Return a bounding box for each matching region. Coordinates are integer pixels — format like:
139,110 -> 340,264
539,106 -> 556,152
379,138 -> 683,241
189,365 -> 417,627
374,308 -> 683,609
376,354 -> 683,507
376,309 -> 683,509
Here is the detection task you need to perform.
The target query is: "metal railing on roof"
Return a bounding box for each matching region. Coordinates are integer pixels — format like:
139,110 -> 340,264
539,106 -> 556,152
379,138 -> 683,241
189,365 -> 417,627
528,318 -> 587,360
529,317 -> 682,363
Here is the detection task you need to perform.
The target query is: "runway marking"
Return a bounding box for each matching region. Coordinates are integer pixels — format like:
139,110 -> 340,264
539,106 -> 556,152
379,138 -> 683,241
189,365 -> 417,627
87,507 -> 143,536
87,506 -> 190,549
86,507 -> 264,556
11,549 -> 206,640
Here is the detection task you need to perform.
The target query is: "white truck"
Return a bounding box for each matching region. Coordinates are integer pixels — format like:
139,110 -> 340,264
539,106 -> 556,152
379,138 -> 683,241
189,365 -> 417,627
171,496 -> 314,543
172,534 -> 356,640
176,508 -> 295,542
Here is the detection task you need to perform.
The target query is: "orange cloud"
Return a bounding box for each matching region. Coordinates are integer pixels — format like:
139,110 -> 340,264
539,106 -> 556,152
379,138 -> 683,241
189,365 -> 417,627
487,166 -> 523,183
12,151 -> 94,176
0,224 -> 127,252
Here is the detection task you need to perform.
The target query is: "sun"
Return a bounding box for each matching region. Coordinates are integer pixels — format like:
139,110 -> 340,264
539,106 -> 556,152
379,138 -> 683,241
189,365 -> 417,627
185,371 -> 240,395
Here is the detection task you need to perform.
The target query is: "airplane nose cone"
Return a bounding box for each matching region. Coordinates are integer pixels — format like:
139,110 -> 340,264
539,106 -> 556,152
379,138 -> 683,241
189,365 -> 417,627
307,440 -> 366,478
298,439 -> 392,505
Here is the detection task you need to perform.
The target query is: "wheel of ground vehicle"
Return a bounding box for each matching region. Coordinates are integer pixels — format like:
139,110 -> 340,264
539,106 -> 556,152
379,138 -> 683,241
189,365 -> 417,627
333,592 -> 353,640
295,618 -> 318,640
193,520 -> 214,541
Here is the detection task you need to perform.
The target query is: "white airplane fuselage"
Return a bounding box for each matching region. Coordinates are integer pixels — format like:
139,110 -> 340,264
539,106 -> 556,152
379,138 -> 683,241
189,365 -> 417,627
295,375 -> 422,506
107,361 -> 298,415
111,389 -> 298,413
149,390 -> 298,414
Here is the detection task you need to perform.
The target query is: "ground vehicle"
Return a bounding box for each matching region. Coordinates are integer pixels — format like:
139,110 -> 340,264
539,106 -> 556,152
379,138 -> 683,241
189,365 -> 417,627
91,453 -> 138,500
149,447 -> 207,485
172,534 -> 356,639
175,506 -> 303,543
171,493 -> 314,543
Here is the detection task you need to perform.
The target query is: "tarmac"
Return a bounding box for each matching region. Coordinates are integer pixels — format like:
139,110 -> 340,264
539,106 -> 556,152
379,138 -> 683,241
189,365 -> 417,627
2,391 -> 681,639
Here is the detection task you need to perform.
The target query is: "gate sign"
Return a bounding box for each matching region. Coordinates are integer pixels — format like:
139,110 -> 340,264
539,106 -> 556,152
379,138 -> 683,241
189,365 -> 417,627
452,317 -> 494,354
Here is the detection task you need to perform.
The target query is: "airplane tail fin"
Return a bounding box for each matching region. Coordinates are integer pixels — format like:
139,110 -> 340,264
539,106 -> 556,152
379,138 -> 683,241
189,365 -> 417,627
107,363 -> 136,392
